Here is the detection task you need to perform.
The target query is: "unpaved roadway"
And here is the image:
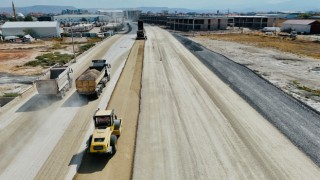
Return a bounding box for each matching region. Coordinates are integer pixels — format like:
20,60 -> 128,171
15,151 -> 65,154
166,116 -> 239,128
133,26 -> 320,179
0,25 -> 136,180
75,40 -> 144,179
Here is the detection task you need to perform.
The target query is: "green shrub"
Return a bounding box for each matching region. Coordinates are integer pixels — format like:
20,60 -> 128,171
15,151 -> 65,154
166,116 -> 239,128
3,93 -> 20,97
79,43 -> 95,53
293,81 -> 320,97
24,52 -> 73,67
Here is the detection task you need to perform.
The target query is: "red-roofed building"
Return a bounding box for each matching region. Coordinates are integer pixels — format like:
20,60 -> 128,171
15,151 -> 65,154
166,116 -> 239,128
281,20 -> 320,34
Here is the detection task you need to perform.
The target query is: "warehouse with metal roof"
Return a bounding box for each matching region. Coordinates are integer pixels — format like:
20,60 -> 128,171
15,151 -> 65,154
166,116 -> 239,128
281,20 -> 320,34
1,21 -> 61,38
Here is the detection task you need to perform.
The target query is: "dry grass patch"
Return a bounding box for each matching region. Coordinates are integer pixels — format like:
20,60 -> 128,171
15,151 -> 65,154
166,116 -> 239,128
203,33 -> 320,59
0,50 -> 33,61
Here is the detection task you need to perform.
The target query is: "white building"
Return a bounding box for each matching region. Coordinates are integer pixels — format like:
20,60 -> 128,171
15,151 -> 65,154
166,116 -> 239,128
97,10 -> 124,23
281,20 -> 320,34
53,15 -> 110,24
1,21 -> 61,38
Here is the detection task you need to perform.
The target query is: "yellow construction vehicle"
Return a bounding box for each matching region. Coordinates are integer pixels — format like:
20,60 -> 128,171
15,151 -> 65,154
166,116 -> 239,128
87,109 -> 122,155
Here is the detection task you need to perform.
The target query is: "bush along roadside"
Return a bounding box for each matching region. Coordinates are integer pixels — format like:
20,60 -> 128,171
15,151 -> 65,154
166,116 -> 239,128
24,52 -> 73,67
293,80 -> 320,97
24,41 -> 98,67
78,43 -> 96,54
2,93 -> 20,97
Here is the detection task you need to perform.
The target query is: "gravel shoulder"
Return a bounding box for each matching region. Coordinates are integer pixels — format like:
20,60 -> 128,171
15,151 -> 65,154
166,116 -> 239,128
175,34 -> 320,166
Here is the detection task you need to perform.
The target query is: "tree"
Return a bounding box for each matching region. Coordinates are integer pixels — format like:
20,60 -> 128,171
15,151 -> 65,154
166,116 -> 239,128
24,15 -> 33,21
8,17 -> 16,21
299,13 -> 312,19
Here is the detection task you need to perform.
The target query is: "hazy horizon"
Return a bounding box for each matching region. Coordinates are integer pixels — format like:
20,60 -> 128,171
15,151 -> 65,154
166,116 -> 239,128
1,0 -> 320,11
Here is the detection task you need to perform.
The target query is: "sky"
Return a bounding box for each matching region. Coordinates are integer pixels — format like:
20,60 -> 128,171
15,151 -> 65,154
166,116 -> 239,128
1,0 -> 320,11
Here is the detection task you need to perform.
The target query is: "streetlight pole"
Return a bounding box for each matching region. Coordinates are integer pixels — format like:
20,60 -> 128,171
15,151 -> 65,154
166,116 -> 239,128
193,18 -> 195,37
71,25 -> 76,63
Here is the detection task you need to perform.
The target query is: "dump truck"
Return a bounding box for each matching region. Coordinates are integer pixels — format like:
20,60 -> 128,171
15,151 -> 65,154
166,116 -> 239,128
75,60 -> 111,98
87,109 -> 122,155
34,66 -> 73,98
136,20 -> 147,40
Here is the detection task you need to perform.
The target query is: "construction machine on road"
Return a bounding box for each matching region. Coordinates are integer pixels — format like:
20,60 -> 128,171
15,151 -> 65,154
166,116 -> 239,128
75,60 -> 111,99
87,109 -> 122,155
136,20 -> 147,40
34,66 -> 73,98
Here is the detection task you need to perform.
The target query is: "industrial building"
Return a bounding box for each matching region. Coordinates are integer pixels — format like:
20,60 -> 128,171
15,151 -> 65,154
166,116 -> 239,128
230,16 -> 278,29
281,20 -> 320,34
61,9 -> 89,15
139,15 -> 228,31
139,15 -> 171,26
140,15 -> 278,31
256,12 -> 301,19
124,10 -> 141,21
53,15 -> 109,24
97,10 -> 124,23
37,16 -> 53,21
167,17 -> 228,31
1,21 -> 61,38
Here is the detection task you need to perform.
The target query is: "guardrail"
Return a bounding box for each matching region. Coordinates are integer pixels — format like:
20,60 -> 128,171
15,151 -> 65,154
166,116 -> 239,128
0,85 -> 35,114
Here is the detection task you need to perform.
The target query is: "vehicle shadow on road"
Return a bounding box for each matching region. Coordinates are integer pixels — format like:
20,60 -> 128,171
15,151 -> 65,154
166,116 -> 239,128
62,92 -> 88,107
16,95 -> 58,112
73,151 -> 112,174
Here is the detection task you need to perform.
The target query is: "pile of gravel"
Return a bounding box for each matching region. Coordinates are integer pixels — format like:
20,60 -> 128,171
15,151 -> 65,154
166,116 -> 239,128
78,69 -> 100,80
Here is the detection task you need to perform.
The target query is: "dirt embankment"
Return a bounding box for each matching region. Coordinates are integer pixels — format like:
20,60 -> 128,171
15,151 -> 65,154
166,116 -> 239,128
74,40 -> 145,180
0,37 -> 100,76
0,41 -> 53,75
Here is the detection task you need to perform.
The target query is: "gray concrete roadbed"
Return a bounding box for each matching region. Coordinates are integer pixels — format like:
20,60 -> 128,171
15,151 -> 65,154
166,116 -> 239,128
173,33 -> 320,166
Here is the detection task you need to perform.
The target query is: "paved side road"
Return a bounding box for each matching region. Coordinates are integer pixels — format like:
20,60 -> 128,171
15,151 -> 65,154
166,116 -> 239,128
173,34 -> 320,166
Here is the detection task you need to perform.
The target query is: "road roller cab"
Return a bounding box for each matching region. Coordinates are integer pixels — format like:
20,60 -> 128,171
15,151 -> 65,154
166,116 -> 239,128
87,109 -> 122,155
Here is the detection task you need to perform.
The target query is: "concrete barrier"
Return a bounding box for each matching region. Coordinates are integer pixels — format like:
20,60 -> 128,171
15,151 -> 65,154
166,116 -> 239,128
0,85 -> 35,114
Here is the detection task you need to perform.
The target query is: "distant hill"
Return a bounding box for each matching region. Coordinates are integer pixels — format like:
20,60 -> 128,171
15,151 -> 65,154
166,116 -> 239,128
0,4 -> 318,16
0,5 -> 76,15
84,7 -> 209,14
232,0 -> 320,12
